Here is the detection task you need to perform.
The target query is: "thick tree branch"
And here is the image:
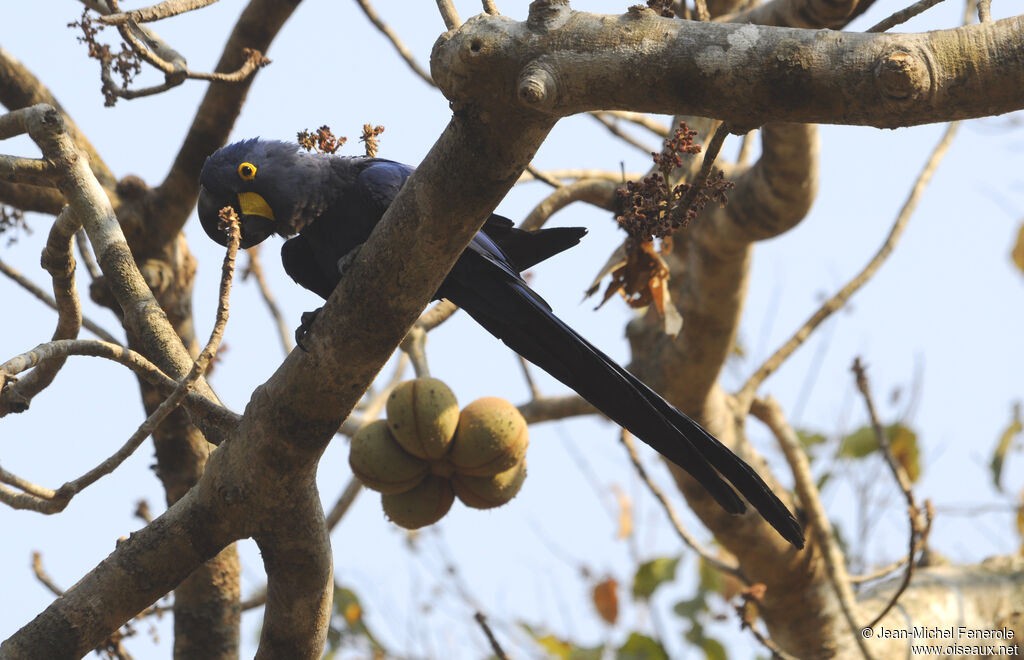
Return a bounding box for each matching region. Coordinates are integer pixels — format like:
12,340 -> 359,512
436,11 -> 1024,130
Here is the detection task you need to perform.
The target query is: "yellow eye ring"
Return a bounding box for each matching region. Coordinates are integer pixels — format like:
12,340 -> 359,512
237,162 -> 257,180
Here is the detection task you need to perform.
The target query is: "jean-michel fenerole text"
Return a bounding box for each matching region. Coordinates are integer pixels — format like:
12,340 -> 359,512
876,626 -> 1015,640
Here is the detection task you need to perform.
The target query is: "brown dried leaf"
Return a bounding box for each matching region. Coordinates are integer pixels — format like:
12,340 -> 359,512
592,578 -> 619,625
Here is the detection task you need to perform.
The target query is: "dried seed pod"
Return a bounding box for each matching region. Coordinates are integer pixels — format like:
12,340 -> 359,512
452,460 -> 527,509
382,475 -> 454,529
449,397 -> 528,477
349,420 -> 427,494
386,378 -> 460,460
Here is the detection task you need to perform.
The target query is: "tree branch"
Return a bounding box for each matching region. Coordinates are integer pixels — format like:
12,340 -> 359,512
737,121 -> 959,407
436,11 -> 1024,129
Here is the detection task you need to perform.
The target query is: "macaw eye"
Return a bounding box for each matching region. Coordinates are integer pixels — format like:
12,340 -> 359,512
237,162 -> 257,180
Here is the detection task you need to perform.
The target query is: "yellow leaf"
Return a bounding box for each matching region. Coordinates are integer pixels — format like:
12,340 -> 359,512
1012,221 -> 1024,274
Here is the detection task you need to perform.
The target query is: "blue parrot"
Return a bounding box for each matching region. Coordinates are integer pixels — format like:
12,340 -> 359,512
197,139 -> 804,548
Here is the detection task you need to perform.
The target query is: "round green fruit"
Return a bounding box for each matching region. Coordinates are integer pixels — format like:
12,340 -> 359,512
386,378 -> 459,460
382,475 -> 455,529
349,420 -> 427,494
452,460 -> 527,509
448,397 -> 528,477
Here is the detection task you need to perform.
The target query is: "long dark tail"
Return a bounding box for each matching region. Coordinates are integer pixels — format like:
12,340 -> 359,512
445,271 -> 805,548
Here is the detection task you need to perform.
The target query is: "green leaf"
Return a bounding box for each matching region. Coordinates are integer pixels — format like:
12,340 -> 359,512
632,556 -> 681,600
616,633 -> 669,660
672,595 -> 708,620
839,426 -> 878,458
991,403 -> 1023,492
700,637 -> 728,660
519,624 -> 602,660
839,424 -> 921,482
697,557 -> 723,595
797,429 -> 827,453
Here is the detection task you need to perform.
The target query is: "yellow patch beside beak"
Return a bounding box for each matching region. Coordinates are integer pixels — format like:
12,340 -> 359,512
238,192 -> 275,220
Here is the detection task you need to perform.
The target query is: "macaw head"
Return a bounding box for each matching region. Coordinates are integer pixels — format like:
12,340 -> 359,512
198,139 -> 323,248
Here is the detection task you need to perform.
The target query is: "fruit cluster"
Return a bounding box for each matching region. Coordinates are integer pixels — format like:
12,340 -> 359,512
349,378 -> 529,529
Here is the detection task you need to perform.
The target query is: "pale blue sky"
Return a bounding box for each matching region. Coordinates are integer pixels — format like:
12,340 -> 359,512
2,2 -> 1022,658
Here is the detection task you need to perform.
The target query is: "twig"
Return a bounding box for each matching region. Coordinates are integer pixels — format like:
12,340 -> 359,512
354,0 -> 433,85
96,0 -> 220,24
977,0 -> 991,22
80,1 -> 270,103
517,393 -> 596,424
848,555 -> 908,584
31,551 -> 64,596
517,356 -> 540,400
619,430 -> 744,578
0,258 -> 119,344
867,0 -> 949,32
750,396 -> 875,660
400,326 -> 431,378
0,339 -> 235,429
75,228 -> 102,280
737,121 -> 960,408
523,165 -> 564,189
518,168 -> 641,185
851,359 -> 934,630
693,0 -> 711,21
0,216 -> 240,513
674,121 -> 729,221
244,247 -> 293,354
589,112 -> 656,154
325,477 -> 363,531
50,211 -> 237,503
736,591 -> 800,660
593,111 -> 669,137
474,612 -> 509,660
520,179 -> 619,231
436,0 -> 461,30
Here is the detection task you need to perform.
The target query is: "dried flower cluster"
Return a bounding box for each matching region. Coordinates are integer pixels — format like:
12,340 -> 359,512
616,122 -> 733,242
297,126 -> 347,154
360,124 -> 386,158
646,0 -> 676,18
68,9 -> 143,107
0,206 -> 30,247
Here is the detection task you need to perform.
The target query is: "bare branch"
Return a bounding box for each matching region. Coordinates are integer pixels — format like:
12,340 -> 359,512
868,0 -> 950,32
354,0 -> 434,86
436,0 -> 462,30
244,247 -> 293,354
977,0 -> 992,22
589,112 -> 657,154
97,0 -> 221,24
593,110 -> 670,137
620,430 -> 744,577
474,612 -> 509,660
0,257 -> 119,344
851,358 -> 934,631
750,396 -> 874,660
737,121 -> 960,407
325,477 -> 363,531
521,178 -> 619,231
518,168 -> 640,184
517,393 -> 596,424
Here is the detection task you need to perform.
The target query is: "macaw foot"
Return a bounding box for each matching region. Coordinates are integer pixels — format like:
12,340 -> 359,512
336,243 -> 362,278
295,307 -> 323,352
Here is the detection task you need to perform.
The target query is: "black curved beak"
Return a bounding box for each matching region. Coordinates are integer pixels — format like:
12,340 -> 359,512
197,186 -> 275,249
